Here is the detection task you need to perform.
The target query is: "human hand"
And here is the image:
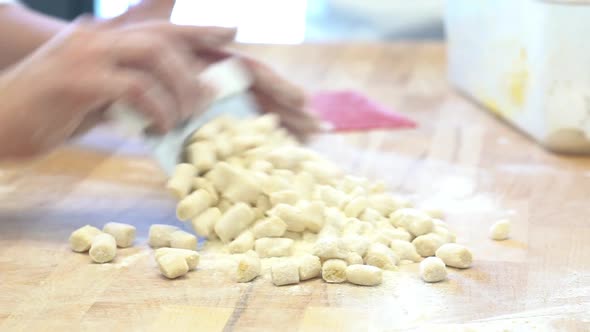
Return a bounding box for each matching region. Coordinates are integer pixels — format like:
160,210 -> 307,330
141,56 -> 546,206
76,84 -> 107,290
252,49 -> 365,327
0,18 -> 235,159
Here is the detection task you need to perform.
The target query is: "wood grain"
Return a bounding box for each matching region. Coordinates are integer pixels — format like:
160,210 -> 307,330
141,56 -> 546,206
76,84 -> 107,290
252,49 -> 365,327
1,43 -> 589,331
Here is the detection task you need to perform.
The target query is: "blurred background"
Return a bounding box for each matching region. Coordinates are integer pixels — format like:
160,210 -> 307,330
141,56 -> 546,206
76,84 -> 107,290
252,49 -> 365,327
21,0 -> 444,43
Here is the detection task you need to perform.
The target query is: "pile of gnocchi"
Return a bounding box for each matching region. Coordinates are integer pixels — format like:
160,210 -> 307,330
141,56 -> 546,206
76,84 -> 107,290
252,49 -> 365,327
160,114 -> 475,286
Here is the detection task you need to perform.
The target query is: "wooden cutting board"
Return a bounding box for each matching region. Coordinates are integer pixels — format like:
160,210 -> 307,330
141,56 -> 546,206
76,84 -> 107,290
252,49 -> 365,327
1,43 -> 589,331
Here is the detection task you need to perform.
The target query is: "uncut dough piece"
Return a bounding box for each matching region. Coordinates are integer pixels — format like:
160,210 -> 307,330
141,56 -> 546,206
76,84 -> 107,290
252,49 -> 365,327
346,265 -> 382,286
228,231 -> 255,254
322,259 -> 347,283
176,189 -> 212,221
69,225 -> 102,252
89,233 -> 117,263
364,243 -> 399,270
412,233 -> 445,257
271,259 -> 300,286
155,248 -> 200,270
252,216 -> 287,239
157,253 -> 189,279
215,203 -> 255,243
191,207 -> 221,239
489,219 -> 511,240
170,230 -> 198,250
435,243 -> 472,269
420,257 -> 447,283
102,222 -> 136,248
235,251 -> 261,283
255,238 -> 293,258
148,224 -> 179,248
298,254 -> 322,281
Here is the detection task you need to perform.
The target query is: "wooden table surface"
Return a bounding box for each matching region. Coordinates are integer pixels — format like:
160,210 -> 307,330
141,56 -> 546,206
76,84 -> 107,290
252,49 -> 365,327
1,43 -> 589,331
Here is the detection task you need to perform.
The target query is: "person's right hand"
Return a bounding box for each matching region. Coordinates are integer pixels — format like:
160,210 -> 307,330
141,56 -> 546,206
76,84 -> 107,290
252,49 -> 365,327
0,18 -> 236,159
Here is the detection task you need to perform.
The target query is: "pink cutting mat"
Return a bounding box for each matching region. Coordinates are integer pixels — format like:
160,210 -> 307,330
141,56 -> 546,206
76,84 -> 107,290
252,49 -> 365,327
310,90 -> 417,132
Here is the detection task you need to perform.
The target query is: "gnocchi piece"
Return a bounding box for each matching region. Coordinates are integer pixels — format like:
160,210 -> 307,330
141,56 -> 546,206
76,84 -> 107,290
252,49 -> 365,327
432,225 -> 456,243
223,174 -> 262,205
89,233 -> 117,263
489,219 -> 511,241
190,120 -> 221,141
102,222 -> 136,248
298,254 -> 322,281
186,141 -> 217,173
271,259 -> 300,286
301,161 -> 342,184
217,199 -> 233,213
316,185 -> 348,208
255,238 -> 294,258
367,194 -> 409,216
293,172 -> 315,199
69,225 -> 102,252
250,160 -> 274,173
425,208 -> 445,219
166,163 -> 197,200
390,239 -> 421,262
249,113 -> 280,132
312,238 -> 348,260
254,195 -> 272,220
343,197 -> 369,218
192,177 -> 219,205
372,228 -> 412,245
155,248 -> 200,270
252,216 -> 287,238
262,175 -> 292,195
269,190 -> 299,206
340,235 -> 370,256
412,233 -> 445,257
283,231 -> 302,241
268,204 -> 305,232
346,265 -> 382,286
157,253 -> 189,279
389,208 -> 433,236
190,207 -> 221,239
364,243 -> 399,270
435,243 -> 473,269
214,203 -> 255,243
228,231 -> 255,254
300,201 -> 326,233
170,230 -> 198,250
345,252 -> 364,265
176,189 -> 213,221
359,208 -> 383,223
419,257 -> 447,283
321,259 -> 347,283
148,224 -> 179,248
235,251 -> 261,283
206,162 -> 237,192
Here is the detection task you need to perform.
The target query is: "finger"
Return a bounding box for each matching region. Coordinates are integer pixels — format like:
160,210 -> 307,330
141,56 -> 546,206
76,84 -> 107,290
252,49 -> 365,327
117,23 -> 237,51
110,35 -> 198,122
106,70 -> 178,133
253,93 -> 322,140
240,57 -> 306,110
